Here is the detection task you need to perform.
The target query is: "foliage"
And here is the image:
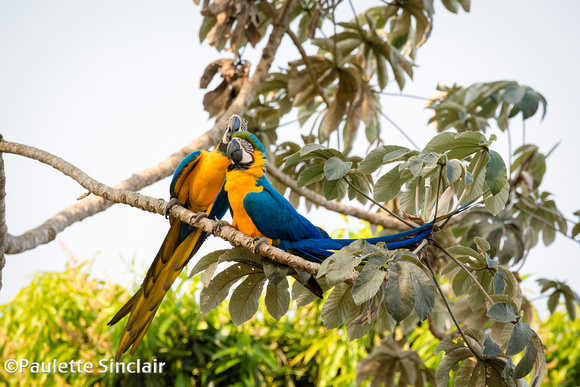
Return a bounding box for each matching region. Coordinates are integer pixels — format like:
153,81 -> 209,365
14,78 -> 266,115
178,0 -> 580,385
6,0 -> 578,385
0,260 -> 370,386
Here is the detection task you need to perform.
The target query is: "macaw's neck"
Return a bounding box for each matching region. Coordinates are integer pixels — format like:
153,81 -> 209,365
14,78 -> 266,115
227,149 -> 266,179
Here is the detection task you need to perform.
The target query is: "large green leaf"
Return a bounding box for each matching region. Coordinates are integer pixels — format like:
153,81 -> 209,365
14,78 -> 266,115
384,261 -> 415,321
321,282 -> 353,329
324,156 -> 353,180
485,150 -> 507,195
200,263 -> 262,313
229,273 -> 267,326
264,279 -> 290,321
352,256 -> 387,305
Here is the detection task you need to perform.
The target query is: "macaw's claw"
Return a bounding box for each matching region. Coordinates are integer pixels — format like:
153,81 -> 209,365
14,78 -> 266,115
212,220 -> 229,235
253,237 -> 270,254
190,211 -> 208,225
165,198 -> 184,219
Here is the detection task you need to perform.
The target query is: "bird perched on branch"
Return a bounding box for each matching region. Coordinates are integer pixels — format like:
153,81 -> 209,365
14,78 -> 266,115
108,115 -> 247,360
221,131 -> 472,264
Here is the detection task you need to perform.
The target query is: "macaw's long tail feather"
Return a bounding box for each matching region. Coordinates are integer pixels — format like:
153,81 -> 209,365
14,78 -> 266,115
287,201 -> 478,264
108,219 -> 207,361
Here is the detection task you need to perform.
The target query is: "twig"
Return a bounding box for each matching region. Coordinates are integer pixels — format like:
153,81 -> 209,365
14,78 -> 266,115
342,176 -> 417,229
379,92 -> 429,101
423,256 -> 484,361
266,164 -> 408,231
378,110 -> 420,150
514,203 -> 576,243
0,141 -> 321,276
432,240 -> 495,306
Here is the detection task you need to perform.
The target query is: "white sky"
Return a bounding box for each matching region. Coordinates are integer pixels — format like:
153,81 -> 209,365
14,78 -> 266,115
1,1 -> 579,318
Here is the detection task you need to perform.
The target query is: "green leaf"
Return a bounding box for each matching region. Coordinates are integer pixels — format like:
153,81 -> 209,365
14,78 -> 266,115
358,145 -> 414,174
324,156 -> 353,180
452,269 -> 473,296
423,131 -> 487,160
264,279 -> 290,321
446,159 -> 463,184
262,259 -> 288,286
384,261 -> 415,322
485,150 -> 507,195
321,283 -> 353,329
229,273 -> 267,326
506,321 -> 534,356
435,337 -> 465,354
404,262 -> 435,321
189,249 -> 229,278
454,359 -> 481,386
374,166 -> 411,202
352,256 -> 387,305
483,334 -> 504,356
435,347 -> 473,386
484,182 -> 509,216
487,302 -> 518,323
322,178 -> 348,200
296,163 -> 325,188
504,83 -> 526,104
514,341 -> 538,379
200,263 -> 262,313
547,291 -> 561,314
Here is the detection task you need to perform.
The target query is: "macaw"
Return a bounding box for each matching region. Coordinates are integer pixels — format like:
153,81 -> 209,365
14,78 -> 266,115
108,115 -> 247,360
221,131 -> 471,263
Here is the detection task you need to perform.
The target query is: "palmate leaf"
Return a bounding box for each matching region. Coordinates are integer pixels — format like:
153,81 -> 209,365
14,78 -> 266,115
384,261 -> 415,321
321,282 -> 353,330
229,273 -> 267,326
357,337 -> 434,387
199,262 -> 263,314
351,255 -> 387,305
264,279 -> 290,321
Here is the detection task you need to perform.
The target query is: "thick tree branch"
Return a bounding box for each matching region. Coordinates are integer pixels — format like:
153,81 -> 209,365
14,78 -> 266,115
0,136 -> 6,289
0,141 -> 321,276
266,164 -> 408,230
2,0 -> 299,255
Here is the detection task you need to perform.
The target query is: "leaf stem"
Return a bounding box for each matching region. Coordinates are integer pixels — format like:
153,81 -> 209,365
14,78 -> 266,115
423,256 -> 484,362
342,177 -> 417,229
432,240 -> 495,306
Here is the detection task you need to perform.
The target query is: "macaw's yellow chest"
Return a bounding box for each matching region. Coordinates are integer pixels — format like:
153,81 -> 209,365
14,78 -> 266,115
181,150 -> 230,212
224,171 -> 272,243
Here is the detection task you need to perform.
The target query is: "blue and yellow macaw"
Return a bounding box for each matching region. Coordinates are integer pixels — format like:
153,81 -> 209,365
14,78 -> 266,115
108,115 -> 247,360
222,131 -> 470,265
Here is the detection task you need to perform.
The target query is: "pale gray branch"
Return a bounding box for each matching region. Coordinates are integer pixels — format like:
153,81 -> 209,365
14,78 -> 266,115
2,0 -> 298,255
0,136 -> 7,290
0,141 -> 321,276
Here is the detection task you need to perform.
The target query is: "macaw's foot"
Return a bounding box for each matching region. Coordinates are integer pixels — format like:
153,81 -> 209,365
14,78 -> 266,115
212,220 -> 229,235
190,211 -> 208,225
165,198 -> 184,219
252,237 -> 270,254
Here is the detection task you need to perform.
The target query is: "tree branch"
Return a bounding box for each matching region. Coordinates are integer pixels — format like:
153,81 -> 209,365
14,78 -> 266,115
2,0 -> 299,255
0,136 -> 7,289
0,141 -> 321,276
265,164 -> 409,231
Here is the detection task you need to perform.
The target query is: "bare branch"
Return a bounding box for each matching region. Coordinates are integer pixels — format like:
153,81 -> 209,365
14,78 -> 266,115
2,0 -> 299,254
1,141 -> 321,276
0,136 -> 6,289
266,164 -> 408,230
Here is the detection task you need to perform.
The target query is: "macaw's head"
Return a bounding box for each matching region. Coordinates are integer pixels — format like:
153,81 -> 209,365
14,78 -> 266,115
218,114 -> 248,154
226,131 -> 267,171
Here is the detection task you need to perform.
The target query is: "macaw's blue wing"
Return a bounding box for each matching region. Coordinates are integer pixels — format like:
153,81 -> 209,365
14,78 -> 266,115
170,150 -> 202,199
243,176 -> 328,242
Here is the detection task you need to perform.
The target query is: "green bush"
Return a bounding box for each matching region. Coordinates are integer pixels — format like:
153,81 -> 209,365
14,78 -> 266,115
0,260 -> 367,386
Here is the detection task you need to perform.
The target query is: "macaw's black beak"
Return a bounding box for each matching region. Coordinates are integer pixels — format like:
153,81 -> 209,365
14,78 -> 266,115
227,139 -> 243,164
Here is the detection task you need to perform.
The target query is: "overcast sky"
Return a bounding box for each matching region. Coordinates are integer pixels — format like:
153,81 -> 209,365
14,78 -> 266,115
1,1 -> 579,317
